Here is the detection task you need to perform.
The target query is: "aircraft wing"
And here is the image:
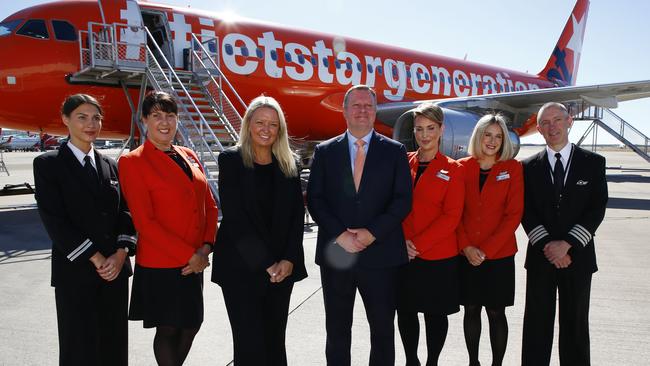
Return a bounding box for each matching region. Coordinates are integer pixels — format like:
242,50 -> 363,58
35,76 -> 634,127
376,79 -> 650,133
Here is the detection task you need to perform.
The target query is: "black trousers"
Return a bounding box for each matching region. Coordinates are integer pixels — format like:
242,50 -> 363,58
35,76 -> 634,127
521,267 -> 592,366
221,280 -> 294,366
320,265 -> 399,366
55,276 -> 129,366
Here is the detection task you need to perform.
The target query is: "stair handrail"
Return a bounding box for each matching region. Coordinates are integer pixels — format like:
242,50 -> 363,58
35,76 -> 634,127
142,26 -> 226,161
190,33 -> 248,110
189,50 -> 241,141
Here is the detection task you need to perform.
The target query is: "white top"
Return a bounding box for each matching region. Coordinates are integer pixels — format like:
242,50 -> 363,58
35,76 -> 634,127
545,142 -> 573,184
67,141 -> 97,170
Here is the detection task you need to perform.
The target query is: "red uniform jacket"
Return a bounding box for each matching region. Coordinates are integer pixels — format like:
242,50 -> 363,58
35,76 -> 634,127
118,140 -> 218,268
456,157 -> 523,259
402,151 -> 465,260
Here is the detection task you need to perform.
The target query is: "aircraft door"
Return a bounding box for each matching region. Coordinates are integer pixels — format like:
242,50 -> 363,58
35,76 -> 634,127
141,11 -> 175,68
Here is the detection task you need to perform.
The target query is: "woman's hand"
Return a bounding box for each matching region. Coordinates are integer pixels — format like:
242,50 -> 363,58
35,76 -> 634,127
462,246 -> 486,266
97,249 -> 127,281
405,240 -> 419,260
182,245 -> 211,275
268,260 -> 293,283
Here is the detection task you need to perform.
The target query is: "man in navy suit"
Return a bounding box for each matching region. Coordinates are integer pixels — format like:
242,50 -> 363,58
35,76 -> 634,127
307,85 -> 412,366
521,102 -> 608,366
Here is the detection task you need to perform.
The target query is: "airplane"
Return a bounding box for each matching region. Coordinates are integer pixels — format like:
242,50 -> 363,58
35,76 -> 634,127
0,134 -> 40,151
1,0 -> 649,159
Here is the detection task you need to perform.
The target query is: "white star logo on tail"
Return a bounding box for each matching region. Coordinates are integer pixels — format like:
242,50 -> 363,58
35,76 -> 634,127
565,13 -> 586,78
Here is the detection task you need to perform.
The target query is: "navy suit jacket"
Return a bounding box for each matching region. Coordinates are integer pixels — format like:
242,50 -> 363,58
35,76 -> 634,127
521,145 -> 608,274
307,131 -> 412,269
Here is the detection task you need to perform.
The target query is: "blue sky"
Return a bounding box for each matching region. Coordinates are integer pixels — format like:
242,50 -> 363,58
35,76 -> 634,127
3,0 -> 649,144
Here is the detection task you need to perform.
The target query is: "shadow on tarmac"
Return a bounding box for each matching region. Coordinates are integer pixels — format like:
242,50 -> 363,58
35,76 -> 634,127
0,209 -> 50,263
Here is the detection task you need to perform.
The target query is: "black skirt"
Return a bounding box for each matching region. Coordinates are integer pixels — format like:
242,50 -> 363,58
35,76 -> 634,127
397,256 -> 460,315
129,264 -> 204,328
459,255 -> 515,307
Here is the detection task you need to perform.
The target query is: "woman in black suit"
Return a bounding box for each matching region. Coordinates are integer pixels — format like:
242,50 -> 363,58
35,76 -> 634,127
33,94 -> 136,366
212,95 -> 307,366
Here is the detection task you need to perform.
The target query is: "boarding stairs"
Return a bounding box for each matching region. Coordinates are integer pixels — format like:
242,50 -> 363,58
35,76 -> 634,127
70,22 -> 247,194
574,104 -> 650,163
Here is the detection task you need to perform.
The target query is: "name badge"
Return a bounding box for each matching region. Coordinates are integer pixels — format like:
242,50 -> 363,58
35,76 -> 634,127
436,170 -> 450,181
576,180 -> 589,186
185,155 -> 201,169
496,171 -> 510,181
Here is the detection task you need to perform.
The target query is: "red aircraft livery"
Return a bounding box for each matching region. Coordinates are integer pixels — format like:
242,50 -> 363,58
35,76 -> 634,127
0,0 -> 649,156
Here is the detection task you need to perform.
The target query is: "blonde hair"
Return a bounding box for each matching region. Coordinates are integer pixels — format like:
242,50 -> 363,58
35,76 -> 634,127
237,96 -> 298,177
468,113 -> 515,161
412,102 -> 444,125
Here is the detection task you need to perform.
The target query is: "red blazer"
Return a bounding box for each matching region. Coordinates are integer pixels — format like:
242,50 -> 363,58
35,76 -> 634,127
118,140 -> 218,268
402,151 -> 465,260
456,157 -> 523,259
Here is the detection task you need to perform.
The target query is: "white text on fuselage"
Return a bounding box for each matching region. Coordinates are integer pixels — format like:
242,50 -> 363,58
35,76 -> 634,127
221,32 -> 541,101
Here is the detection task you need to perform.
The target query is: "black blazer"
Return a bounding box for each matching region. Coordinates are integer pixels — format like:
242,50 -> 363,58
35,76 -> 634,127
521,145 -> 608,274
211,148 -> 307,289
307,131 -> 413,269
34,142 -> 135,287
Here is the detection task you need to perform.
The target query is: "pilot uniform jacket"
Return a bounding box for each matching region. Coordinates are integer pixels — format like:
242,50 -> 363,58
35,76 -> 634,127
34,141 -> 135,366
456,157 -> 523,260
521,145 -> 607,274
118,140 -> 218,268
402,151 -> 464,260
211,147 -> 307,288
307,131 -> 413,269
34,142 -> 136,287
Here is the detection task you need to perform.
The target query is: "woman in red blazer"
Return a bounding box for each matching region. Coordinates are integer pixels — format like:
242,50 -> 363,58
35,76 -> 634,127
118,92 -> 218,365
456,113 -> 523,366
398,102 -> 465,366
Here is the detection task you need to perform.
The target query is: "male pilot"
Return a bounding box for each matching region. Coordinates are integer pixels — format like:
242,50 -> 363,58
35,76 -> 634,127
521,102 -> 608,365
307,85 -> 412,366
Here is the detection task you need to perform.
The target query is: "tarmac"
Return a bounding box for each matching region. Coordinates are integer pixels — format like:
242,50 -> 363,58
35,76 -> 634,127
1,145 -> 649,365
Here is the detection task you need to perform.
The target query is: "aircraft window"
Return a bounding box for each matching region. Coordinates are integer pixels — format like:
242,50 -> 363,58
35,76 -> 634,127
367,64 -> 373,73
391,67 -> 398,77
284,51 -> 291,62
270,50 -> 278,61
52,20 -> 76,41
376,66 -> 383,75
16,19 -> 49,39
241,46 -> 249,57
334,60 -> 341,69
0,19 -> 23,37
311,56 -> 317,66
406,70 -> 411,78
447,76 -> 452,84
256,48 -> 263,59
432,74 -> 437,82
454,78 -> 458,85
356,62 -> 362,72
224,44 -> 234,56
425,74 -> 430,81
322,57 -> 329,67
298,54 -> 305,64
346,61 -> 352,71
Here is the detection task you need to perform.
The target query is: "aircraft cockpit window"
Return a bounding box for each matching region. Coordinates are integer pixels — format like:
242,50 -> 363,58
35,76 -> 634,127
16,19 -> 49,39
0,19 -> 23,36
52,20 -> 77,41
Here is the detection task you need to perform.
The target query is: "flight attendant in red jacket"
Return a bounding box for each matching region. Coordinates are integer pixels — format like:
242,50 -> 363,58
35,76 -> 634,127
118,92 -> 218,366
398,102 -> 465,366
456,113 -> 523,366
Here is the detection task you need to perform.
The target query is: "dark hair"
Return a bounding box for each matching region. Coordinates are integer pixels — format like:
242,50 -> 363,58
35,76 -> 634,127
142,91 -> 178,118
61,94 -> 103,117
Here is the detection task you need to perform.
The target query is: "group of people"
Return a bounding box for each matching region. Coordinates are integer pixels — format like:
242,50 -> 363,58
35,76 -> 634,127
34,84 -> 607,366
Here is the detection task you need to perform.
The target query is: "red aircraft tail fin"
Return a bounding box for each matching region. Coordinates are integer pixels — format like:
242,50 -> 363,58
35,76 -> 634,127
538,0 -> 590,86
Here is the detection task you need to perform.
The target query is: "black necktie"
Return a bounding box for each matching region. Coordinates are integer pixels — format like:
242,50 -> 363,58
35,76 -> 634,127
553,152 -> 564,199
83,155 -> 99,187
